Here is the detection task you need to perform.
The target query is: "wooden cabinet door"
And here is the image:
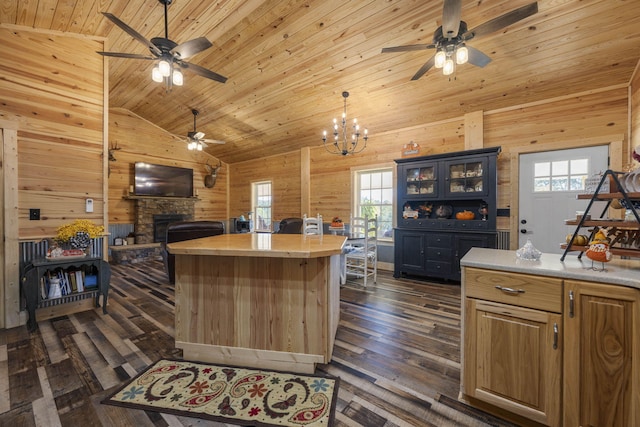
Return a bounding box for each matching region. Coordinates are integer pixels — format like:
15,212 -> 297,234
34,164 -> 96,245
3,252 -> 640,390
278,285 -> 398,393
393,230 -> 426,276
464,298 -> 562,426
563,280 -> 640,427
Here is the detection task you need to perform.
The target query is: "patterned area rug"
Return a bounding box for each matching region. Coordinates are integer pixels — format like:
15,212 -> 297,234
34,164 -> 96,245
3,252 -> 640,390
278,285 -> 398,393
102,359 -> 339,426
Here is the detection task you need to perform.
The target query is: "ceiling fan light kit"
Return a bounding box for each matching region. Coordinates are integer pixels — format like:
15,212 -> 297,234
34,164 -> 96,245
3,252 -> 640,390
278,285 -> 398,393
382,0 -> 538,80
322,91 -> 369,156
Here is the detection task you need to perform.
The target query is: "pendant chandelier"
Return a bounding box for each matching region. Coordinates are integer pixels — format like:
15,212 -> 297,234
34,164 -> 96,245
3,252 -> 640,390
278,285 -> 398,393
322,91 -> 368,156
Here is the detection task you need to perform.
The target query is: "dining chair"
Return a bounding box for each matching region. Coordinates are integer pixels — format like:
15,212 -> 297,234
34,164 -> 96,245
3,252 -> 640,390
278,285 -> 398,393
344,215 -> 377,287
302,213 -> 323,236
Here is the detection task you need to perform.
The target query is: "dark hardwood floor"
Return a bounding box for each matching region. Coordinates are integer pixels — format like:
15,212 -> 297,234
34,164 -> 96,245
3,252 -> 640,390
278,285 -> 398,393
0,259 -> 518,426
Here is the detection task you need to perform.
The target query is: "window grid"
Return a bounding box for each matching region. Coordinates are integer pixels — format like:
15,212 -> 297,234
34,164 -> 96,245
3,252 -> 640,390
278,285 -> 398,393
252,181 -> 272,231
533,159 -> 589,192
354,168 -> 394,239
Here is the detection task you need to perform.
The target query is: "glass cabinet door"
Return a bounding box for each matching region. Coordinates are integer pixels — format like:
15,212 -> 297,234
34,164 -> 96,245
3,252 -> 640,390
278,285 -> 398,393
446,158 -> 487,197
405,163 -> 437,197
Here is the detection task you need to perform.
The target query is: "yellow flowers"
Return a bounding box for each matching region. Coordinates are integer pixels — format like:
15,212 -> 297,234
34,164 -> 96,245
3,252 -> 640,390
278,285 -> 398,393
55,219 -> 104,244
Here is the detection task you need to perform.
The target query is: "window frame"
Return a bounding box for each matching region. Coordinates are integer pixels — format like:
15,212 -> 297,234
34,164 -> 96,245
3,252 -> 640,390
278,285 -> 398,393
351,164 -> 395,242
251,180 -> 273,232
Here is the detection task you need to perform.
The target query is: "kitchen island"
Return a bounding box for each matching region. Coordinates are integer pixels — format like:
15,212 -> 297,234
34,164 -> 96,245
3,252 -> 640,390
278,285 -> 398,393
167,233 -> 346,374
460,247 -> 640,427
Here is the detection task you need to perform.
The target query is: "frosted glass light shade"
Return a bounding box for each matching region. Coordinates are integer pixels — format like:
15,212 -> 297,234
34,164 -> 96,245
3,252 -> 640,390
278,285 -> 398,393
172,69 -> 183,86
158,59 -> 171,77
443,58 -> 455,75
152,67 -> 163,82
434,50 -> 446,68
456,46 -> 468,64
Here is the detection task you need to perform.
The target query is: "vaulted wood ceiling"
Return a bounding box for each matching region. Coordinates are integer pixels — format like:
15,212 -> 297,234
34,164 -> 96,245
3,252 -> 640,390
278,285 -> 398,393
3,0 -> 640,164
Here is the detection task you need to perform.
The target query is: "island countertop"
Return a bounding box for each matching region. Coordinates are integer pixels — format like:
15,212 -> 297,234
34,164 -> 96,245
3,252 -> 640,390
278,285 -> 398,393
167,233 -> 346,258
461,247 -> 640,289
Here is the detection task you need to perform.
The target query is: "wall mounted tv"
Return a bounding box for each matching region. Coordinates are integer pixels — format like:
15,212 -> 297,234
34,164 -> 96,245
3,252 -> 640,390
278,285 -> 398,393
134,162 -> 194,197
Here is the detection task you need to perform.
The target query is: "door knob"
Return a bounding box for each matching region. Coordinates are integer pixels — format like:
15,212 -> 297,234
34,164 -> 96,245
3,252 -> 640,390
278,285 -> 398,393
521,219 -> 527,224
520,229 -> 527,234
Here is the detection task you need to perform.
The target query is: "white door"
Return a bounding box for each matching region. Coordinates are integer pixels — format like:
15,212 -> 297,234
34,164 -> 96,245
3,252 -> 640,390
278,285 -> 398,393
519,146 -> 609,254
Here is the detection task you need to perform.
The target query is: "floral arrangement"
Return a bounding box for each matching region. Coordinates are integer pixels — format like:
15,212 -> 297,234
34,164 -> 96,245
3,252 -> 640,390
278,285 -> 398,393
54,219 -> 104,248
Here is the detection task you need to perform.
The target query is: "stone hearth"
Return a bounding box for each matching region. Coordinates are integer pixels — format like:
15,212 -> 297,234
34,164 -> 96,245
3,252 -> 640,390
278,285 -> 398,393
131,196 -> 197,244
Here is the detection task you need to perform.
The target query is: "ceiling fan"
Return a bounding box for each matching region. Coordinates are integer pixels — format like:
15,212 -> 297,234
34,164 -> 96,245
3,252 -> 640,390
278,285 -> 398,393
177,109 -> 225,151
382,0 -> 538,80
97,0 -> 227,84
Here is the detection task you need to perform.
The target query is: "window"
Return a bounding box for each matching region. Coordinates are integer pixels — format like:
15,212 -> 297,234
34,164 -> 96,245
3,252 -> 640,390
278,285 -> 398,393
533,159 -> 589,192
252,181 -> 272,232
353,168 -> 394,239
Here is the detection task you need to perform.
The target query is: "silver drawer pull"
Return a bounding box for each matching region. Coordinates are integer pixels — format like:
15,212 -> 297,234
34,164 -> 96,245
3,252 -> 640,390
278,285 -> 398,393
553,323 -> 559,350
495,285 -> 525,294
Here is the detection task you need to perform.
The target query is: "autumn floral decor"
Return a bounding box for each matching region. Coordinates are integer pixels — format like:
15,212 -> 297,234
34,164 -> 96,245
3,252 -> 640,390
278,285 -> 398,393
48,219 -> 104,258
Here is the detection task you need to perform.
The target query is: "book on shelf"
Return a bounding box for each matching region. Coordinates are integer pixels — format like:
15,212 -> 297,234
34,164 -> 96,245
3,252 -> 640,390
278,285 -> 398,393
40,277 -> 47,300
75,270 -> 84,292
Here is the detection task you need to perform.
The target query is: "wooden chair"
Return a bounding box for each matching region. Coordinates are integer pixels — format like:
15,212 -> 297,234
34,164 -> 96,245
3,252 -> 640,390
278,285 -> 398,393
302,213 -> 323,236
344,216 -> 377,287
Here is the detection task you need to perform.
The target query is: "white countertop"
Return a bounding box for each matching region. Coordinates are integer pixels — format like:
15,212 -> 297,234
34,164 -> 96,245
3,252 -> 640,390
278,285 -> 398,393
461,247 -> 640,289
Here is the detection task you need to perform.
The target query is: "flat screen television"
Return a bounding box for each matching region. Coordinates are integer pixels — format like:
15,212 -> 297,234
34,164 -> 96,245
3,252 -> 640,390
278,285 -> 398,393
134,162 -> 193,197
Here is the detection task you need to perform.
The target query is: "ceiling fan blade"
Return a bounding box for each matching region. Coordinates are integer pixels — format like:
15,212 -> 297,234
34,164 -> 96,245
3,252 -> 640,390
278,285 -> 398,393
193,131 -> 206,140
411,55 -> 436,81
466,46 -> 492,67
463,2 -> 538,40
97,51 -> 155,60
171,37 -> 213,60
202,139 -> 226,145
442,0 -> 462,39
179,61 -> 228,84
101,12 -> 162,56
382,44 -> 436,53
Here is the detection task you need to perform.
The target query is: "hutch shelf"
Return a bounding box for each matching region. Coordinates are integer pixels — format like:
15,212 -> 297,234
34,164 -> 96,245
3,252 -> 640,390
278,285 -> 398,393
394,147 -> 500,281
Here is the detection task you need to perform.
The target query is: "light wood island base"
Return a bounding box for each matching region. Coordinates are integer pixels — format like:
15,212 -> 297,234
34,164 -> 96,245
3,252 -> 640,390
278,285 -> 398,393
168,234 -> 345,374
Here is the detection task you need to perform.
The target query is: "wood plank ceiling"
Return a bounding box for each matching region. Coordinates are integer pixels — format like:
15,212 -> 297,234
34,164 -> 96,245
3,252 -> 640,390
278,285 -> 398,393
2,0 -> 640,164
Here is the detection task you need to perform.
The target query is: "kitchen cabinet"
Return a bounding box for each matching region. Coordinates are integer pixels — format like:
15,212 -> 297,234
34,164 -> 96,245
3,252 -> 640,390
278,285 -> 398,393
394,147 -> 500,281
462,267 -> 562,426
460,253 -> 640,427
563,280 -> 640,427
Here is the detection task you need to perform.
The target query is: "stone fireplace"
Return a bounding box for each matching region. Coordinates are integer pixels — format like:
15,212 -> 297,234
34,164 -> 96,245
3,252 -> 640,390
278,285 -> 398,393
132,197 -> 197,244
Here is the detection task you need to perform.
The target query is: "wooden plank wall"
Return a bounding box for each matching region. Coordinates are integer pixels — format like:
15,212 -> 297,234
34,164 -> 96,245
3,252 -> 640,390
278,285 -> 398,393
107,108 -> 228,224
0,26 -> 106,239
0,25 -> 107,328
631,66 -> 640,160
229,87 -> 630,232
229,151 -> 302,222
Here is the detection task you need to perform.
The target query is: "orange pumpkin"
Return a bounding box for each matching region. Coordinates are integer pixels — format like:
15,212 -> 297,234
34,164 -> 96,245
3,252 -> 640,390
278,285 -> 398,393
455,210 -> 475,220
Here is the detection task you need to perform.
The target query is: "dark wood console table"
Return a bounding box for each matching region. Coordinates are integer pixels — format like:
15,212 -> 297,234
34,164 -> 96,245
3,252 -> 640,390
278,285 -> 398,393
21,257 -> 110,331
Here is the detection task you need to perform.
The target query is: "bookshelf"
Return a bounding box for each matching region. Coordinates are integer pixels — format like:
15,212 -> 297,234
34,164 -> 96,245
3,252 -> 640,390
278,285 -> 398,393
21,257 -> 110,331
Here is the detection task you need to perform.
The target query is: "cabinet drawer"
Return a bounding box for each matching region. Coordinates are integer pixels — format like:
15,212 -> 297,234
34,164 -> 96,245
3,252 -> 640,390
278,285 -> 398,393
426,234 -> 453,247
426,261 -> 451,275
454,220 -> 488,230
464,267 -> 562,313
426,247 -> 452,260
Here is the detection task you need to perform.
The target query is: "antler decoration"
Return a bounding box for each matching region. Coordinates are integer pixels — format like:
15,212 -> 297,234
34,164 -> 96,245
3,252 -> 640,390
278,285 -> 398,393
204,160 -> 222,188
